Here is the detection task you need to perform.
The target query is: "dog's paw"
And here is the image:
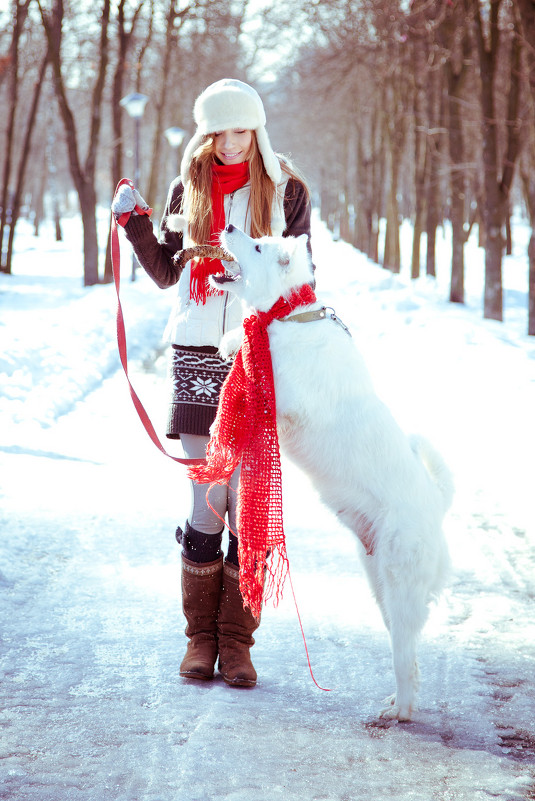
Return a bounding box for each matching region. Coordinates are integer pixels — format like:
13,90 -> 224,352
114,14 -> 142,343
379,695 -> 414,722
219,327 -> 243,360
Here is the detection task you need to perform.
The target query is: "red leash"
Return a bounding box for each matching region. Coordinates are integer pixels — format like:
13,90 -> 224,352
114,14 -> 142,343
110,178 -> 204,467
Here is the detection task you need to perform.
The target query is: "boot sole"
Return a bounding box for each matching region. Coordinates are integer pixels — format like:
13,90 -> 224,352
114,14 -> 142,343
179,670 -> 214,681
221,675 -> 256,688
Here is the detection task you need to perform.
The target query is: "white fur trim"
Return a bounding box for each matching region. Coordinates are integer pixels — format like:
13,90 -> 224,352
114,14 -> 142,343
194,79 -> 265,133
180,131 -> 204,186
167,213 -> 187,234
255,125 -> 282,184
180,79 -> 281,185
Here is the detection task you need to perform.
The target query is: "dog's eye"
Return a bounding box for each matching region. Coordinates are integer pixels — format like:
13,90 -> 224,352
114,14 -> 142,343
255,244 -> 261,253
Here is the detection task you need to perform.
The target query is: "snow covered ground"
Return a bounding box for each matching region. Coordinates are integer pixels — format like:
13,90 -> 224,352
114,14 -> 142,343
1,210 -> 534,800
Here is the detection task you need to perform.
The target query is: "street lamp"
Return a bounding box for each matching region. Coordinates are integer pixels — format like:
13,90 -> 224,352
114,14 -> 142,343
164,126 -> 186,178
120,92 -> 149,281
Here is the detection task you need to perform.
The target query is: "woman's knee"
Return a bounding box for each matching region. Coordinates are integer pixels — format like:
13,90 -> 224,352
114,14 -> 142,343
189,480 -> 227,534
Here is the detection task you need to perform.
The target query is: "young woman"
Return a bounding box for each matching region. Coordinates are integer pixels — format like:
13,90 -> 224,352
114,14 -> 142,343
112,78 -> 313,688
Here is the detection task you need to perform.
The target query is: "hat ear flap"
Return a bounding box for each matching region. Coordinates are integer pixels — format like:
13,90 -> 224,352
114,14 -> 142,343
255,126 -> 282,184
180,131 -> 205,184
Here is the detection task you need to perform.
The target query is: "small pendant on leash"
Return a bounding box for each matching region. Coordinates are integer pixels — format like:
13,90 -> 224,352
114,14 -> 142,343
325,307 -> 352,337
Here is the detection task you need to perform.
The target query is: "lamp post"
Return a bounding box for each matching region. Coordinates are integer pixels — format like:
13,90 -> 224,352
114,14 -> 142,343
120,92 -> 149,281
164,126 -> 186,178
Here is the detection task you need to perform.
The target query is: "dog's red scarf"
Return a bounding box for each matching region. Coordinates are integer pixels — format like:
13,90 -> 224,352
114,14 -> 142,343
188,284 -> 317,619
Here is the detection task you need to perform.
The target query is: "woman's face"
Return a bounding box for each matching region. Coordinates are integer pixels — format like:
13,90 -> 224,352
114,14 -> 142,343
212,129 -> 253,165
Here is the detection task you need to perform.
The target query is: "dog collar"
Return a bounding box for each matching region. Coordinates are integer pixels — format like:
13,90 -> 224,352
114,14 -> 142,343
283,305 -> 352,337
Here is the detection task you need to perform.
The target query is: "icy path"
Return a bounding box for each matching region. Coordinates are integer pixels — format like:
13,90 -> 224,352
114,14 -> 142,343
2,367 -> 534,800
1,217 -> 535,799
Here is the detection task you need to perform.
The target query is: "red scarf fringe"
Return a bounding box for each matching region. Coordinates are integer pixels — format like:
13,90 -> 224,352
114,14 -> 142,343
188,284 -> 317,619
190,161 -> 250,304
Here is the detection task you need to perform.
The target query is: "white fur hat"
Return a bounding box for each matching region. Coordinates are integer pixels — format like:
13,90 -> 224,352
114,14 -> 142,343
180,79 -> 282,185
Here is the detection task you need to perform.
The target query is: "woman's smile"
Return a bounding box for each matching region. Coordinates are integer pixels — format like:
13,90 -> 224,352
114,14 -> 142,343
213,129 -> 253,165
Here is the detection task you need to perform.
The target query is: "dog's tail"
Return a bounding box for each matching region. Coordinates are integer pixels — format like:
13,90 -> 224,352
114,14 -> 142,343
409,434 -> 454,513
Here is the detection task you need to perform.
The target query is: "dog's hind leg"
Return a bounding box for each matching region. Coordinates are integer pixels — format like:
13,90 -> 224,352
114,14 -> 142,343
379,580 -> 428,722
380,635 -> 420,722
360,554 -> 391,632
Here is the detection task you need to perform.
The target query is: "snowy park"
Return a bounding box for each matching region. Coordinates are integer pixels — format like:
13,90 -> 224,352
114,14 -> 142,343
1,210 -> 534,800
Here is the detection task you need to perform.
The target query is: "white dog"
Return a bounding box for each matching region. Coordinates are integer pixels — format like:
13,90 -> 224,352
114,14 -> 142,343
213,225 -> 454,722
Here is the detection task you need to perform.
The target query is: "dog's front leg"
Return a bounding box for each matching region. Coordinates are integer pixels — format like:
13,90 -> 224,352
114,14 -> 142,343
219,327 -> 243,360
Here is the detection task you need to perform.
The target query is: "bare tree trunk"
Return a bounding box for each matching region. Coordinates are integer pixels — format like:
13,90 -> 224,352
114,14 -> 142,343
517,0 -> 535,335
474,0 -> 503,320
103,0 -> 146,283
519,130 -> 535,335
369,100 -> 384,264
45,85 -> 63,243
425,59 -> 446,278
1,0 -> 31,272
505,203 -> 512,255
339,127 -> 351,242
353,130 -> 367,252
383,140 -> 401,273
353,99 -> 382,263
530,235 -> 535,336
5,51 -> 50,273
440,2 -> 472,302
319,168 -> 329,224
383,75 -> 405,273
32,159 -> 47,237
410,17 -> 429,280
146,0 -> 180,210
471,0 -> 524,321
38,0 -> 110,286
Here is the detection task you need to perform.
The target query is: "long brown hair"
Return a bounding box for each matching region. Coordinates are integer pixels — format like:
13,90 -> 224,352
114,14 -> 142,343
181,131 -> 309,245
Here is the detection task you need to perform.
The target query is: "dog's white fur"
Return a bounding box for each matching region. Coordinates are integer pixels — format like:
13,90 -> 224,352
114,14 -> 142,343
214,226 -> 454,722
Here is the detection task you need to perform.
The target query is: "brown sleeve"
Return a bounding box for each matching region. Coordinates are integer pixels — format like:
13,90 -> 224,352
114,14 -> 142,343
123,179 -> 185,289
283,177 -> 315,269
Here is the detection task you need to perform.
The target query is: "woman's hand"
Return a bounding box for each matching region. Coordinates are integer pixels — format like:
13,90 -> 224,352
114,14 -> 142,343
111,184 -> 150,225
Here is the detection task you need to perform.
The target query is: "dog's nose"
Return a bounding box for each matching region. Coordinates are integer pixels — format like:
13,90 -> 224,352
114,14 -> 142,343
225,224 -> 235,233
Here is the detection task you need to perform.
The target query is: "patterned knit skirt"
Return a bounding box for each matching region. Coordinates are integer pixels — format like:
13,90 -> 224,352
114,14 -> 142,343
166,344 -> 232,439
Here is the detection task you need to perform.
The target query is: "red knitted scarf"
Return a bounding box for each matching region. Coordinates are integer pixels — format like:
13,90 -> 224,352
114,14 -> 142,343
188,283 -> 317,619
190,161 -> 250,304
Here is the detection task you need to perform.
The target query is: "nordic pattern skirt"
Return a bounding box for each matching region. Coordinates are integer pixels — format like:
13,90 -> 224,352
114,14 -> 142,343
166,344 -> 231,439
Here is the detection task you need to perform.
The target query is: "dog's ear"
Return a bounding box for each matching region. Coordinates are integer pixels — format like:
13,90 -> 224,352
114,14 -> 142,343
295,233 -> 309,252
292,234 -> 311,266
282,234 -> 307,261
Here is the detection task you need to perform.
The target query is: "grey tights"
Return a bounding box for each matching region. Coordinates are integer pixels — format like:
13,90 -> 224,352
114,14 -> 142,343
180,433 -> 240,563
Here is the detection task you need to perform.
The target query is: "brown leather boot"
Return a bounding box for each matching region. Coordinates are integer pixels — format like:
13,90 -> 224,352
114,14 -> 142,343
179,554 -> 223,681
217,561 -> 260,687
